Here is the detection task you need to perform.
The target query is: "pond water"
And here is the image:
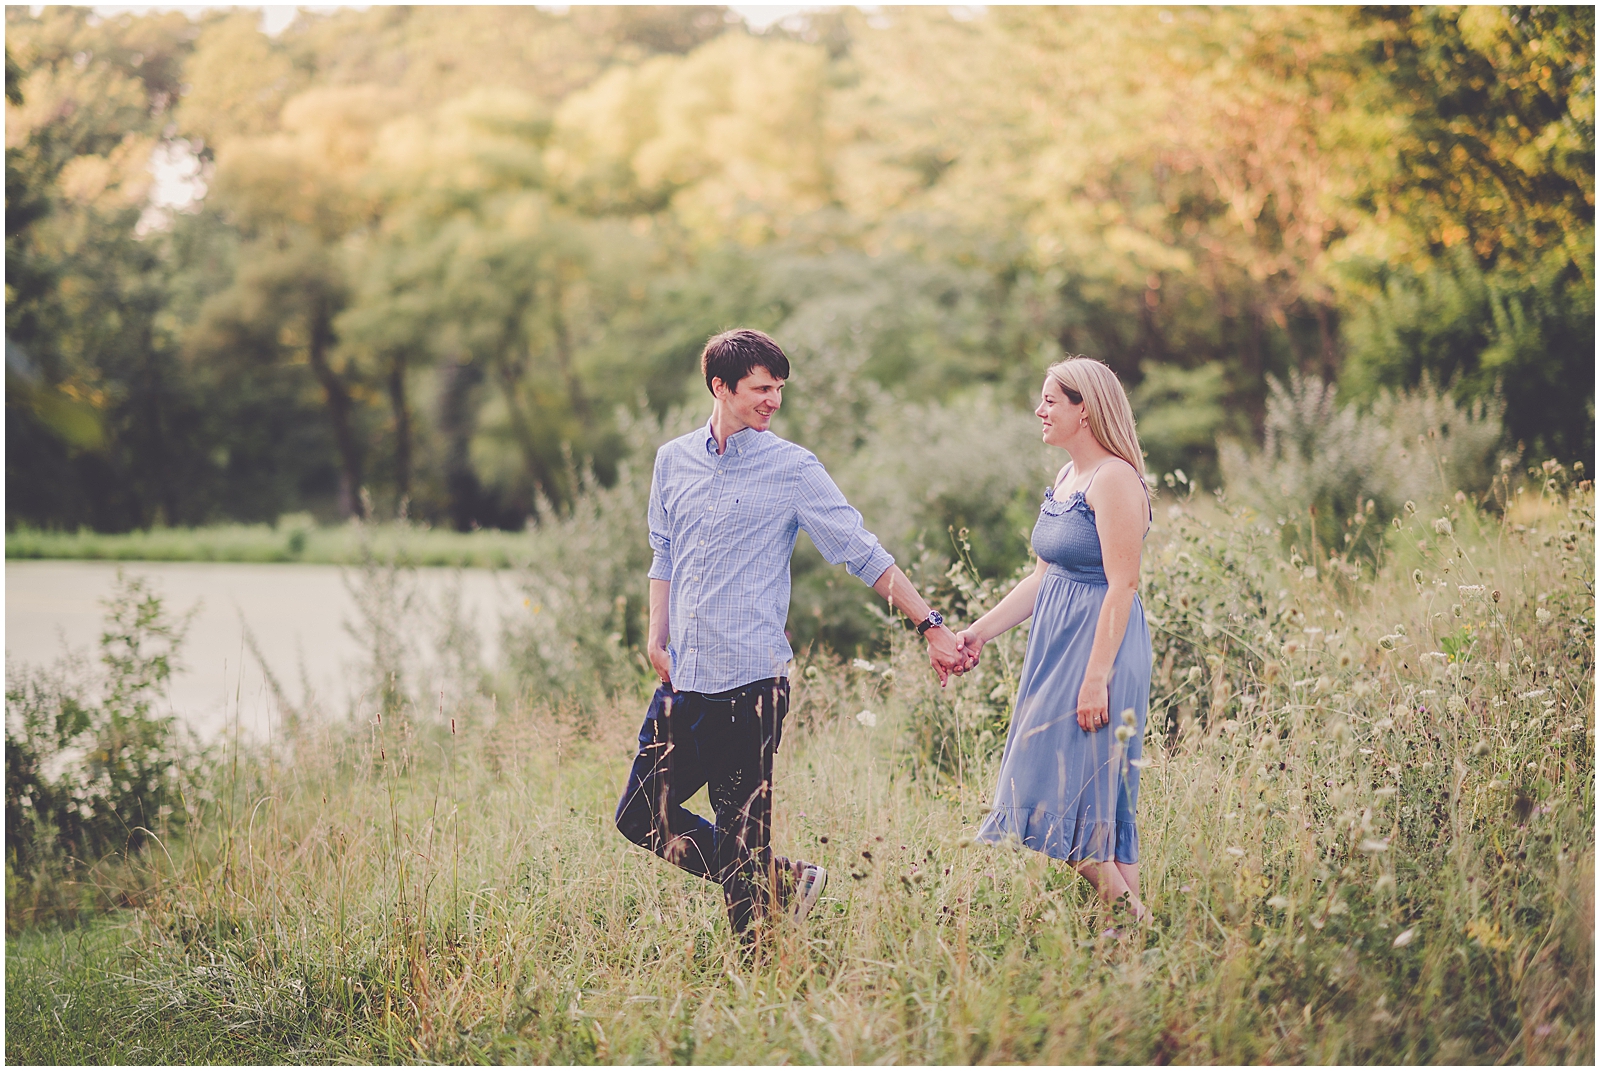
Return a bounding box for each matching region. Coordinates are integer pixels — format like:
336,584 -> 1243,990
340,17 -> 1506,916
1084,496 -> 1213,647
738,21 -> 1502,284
5,560 -> 526,741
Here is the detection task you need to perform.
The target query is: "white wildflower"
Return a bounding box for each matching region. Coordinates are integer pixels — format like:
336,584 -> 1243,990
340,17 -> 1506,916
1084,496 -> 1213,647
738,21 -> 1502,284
1392,927 -> 1417,948
1433,517 -> 1453,536
855,709 -> 877,728
851,658 -> 875,672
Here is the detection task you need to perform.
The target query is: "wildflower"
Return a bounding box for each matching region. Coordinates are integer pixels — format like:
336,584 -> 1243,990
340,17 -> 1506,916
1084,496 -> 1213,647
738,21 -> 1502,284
805,665 -> 819,679
1447,696 -> 1467,715
1412,569 -> 1424,585
1459,585 -> 1485,599
851,658 -> 876,672
882,668 -> 896,682
1492,589 -> 1501,603
1452,604 -> 1463,617
1115,724 -> 1134,743
1393,927 -> 1417,948
1267,895 -> 1290,909
1404,501 -> 1417,514
855,710 -> 878,727
1187,666 -> 1203,683
1121,708 -> 1136,727
1129,757 -> 1152,769
1519,689 -> 1548,700
1536,608 -> 1552,625
1378,635 -> 1400,650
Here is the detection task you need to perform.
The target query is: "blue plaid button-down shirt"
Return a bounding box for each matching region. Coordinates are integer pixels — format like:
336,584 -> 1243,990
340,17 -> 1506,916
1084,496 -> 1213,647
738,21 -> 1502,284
648,420 -> 896,694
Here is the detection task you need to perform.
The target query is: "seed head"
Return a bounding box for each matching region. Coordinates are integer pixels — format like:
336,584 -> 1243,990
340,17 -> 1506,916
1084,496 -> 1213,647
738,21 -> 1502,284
1114,724 -> 1134,743
1121,708 -> 1136,727
1433,517 -> 1453,536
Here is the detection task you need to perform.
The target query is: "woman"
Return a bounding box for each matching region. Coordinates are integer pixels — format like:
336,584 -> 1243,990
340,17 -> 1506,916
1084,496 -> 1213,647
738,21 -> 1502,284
956,356 -> 1154,924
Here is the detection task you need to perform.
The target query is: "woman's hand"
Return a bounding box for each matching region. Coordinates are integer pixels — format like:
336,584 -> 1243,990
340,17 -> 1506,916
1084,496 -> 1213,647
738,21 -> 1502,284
1077,674 -> 1109,731
954,629 -> 985,672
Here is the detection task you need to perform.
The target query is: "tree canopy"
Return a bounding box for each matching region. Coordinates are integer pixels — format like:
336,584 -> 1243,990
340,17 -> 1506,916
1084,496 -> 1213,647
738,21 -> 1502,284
6,5 -> 1592,533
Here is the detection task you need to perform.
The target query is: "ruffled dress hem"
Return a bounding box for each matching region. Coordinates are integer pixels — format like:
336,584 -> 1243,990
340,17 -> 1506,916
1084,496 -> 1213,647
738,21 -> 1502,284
976,805 -> 1140,864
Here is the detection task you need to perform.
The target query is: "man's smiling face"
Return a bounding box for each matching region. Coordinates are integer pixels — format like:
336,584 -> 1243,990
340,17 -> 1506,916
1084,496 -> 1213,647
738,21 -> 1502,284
714,365 -> 785,434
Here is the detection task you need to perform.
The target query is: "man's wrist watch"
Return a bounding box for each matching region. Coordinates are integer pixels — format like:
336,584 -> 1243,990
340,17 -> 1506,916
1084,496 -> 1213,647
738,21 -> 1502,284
915,609 -> 945,636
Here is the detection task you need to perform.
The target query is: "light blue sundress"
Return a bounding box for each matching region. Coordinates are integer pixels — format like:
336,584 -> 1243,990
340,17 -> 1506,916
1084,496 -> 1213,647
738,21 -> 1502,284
975,463 -> 1153,864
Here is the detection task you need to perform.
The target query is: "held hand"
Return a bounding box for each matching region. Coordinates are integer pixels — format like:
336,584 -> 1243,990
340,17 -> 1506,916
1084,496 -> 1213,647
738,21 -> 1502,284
925,626 -> 962,687
648,643 -> 672,688
954,629 -> 985,673
1077,676 -> 1109,731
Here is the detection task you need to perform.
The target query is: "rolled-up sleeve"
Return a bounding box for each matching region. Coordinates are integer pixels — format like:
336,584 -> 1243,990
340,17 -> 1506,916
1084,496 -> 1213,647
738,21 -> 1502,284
794,454 -> 894,586
647,449 -> 673,582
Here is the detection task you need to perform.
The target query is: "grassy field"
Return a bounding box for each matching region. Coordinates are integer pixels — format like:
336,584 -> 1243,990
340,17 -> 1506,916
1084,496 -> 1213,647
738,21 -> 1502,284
6,482 -> 1594,1064
5,520 -> 534,568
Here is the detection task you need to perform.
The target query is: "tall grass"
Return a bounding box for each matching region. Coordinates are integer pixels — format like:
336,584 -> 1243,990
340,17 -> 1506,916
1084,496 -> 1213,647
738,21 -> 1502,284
11,469 -> 1589,1063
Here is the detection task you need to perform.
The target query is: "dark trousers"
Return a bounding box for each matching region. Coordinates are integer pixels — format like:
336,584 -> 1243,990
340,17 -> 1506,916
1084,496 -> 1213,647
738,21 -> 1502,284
614,679 -> 788,934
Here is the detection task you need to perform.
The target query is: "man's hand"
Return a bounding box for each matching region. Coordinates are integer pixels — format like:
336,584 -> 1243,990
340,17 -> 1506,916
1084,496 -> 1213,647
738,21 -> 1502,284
648,641 -> 672,687
954,629 -> 985,673
925,626 -> 963,687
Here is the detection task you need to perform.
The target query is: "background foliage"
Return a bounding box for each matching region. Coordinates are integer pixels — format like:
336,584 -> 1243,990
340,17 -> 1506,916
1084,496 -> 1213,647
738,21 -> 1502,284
6,5 -> 1593,538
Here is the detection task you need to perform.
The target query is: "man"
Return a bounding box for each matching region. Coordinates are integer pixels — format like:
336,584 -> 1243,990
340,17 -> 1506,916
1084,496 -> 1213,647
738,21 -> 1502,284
614,328 -> 964,938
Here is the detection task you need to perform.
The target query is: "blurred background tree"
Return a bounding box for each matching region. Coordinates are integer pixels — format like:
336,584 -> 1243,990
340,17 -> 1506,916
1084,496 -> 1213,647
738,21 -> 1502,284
5,4 -> 1592,542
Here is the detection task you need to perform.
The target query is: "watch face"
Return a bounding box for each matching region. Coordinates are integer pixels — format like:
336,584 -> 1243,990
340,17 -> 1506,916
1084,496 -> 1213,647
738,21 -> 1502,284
927,609 -> 944,627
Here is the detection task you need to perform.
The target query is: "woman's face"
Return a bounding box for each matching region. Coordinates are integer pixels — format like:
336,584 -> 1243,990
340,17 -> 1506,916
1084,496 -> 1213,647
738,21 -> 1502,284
1036,376 -> 1084,449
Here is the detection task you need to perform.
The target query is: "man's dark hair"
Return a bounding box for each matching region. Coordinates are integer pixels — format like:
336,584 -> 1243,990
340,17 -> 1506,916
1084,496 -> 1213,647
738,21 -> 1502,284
701,328 -> 790,394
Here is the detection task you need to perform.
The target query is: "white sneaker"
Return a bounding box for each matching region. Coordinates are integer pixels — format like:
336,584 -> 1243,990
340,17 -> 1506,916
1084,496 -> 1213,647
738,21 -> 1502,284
790,863 -> 827,922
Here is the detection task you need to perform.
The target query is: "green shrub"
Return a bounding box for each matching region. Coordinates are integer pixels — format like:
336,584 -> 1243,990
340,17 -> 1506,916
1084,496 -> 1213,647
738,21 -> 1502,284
5,574 -> 205,929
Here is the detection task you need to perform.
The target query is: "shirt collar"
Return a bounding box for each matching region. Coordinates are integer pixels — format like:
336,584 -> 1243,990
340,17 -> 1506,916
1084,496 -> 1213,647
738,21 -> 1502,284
701,419 -> 764,457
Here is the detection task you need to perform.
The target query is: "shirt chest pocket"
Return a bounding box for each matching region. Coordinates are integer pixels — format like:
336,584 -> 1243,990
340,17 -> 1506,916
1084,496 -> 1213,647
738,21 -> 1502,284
716,483 -> 784,531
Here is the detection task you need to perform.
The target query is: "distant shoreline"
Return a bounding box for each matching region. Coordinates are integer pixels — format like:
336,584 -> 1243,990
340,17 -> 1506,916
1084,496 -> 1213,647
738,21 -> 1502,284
5,523 -> 531,569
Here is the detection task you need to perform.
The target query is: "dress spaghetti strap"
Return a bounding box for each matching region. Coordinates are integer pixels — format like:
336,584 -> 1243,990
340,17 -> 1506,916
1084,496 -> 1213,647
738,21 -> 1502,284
1082,457 -> 1153,531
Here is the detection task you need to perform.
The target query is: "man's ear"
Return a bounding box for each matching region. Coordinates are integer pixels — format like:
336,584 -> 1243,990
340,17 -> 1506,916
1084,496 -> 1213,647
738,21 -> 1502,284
710,376 -> 728,398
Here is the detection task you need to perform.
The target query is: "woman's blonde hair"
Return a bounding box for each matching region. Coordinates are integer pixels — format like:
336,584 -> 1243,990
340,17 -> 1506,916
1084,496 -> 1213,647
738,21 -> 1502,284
1046,356 -> 1147,488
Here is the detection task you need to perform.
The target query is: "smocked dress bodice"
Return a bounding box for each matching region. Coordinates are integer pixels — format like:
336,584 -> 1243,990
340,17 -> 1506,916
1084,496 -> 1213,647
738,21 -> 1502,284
1033,485 -> 1108,585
